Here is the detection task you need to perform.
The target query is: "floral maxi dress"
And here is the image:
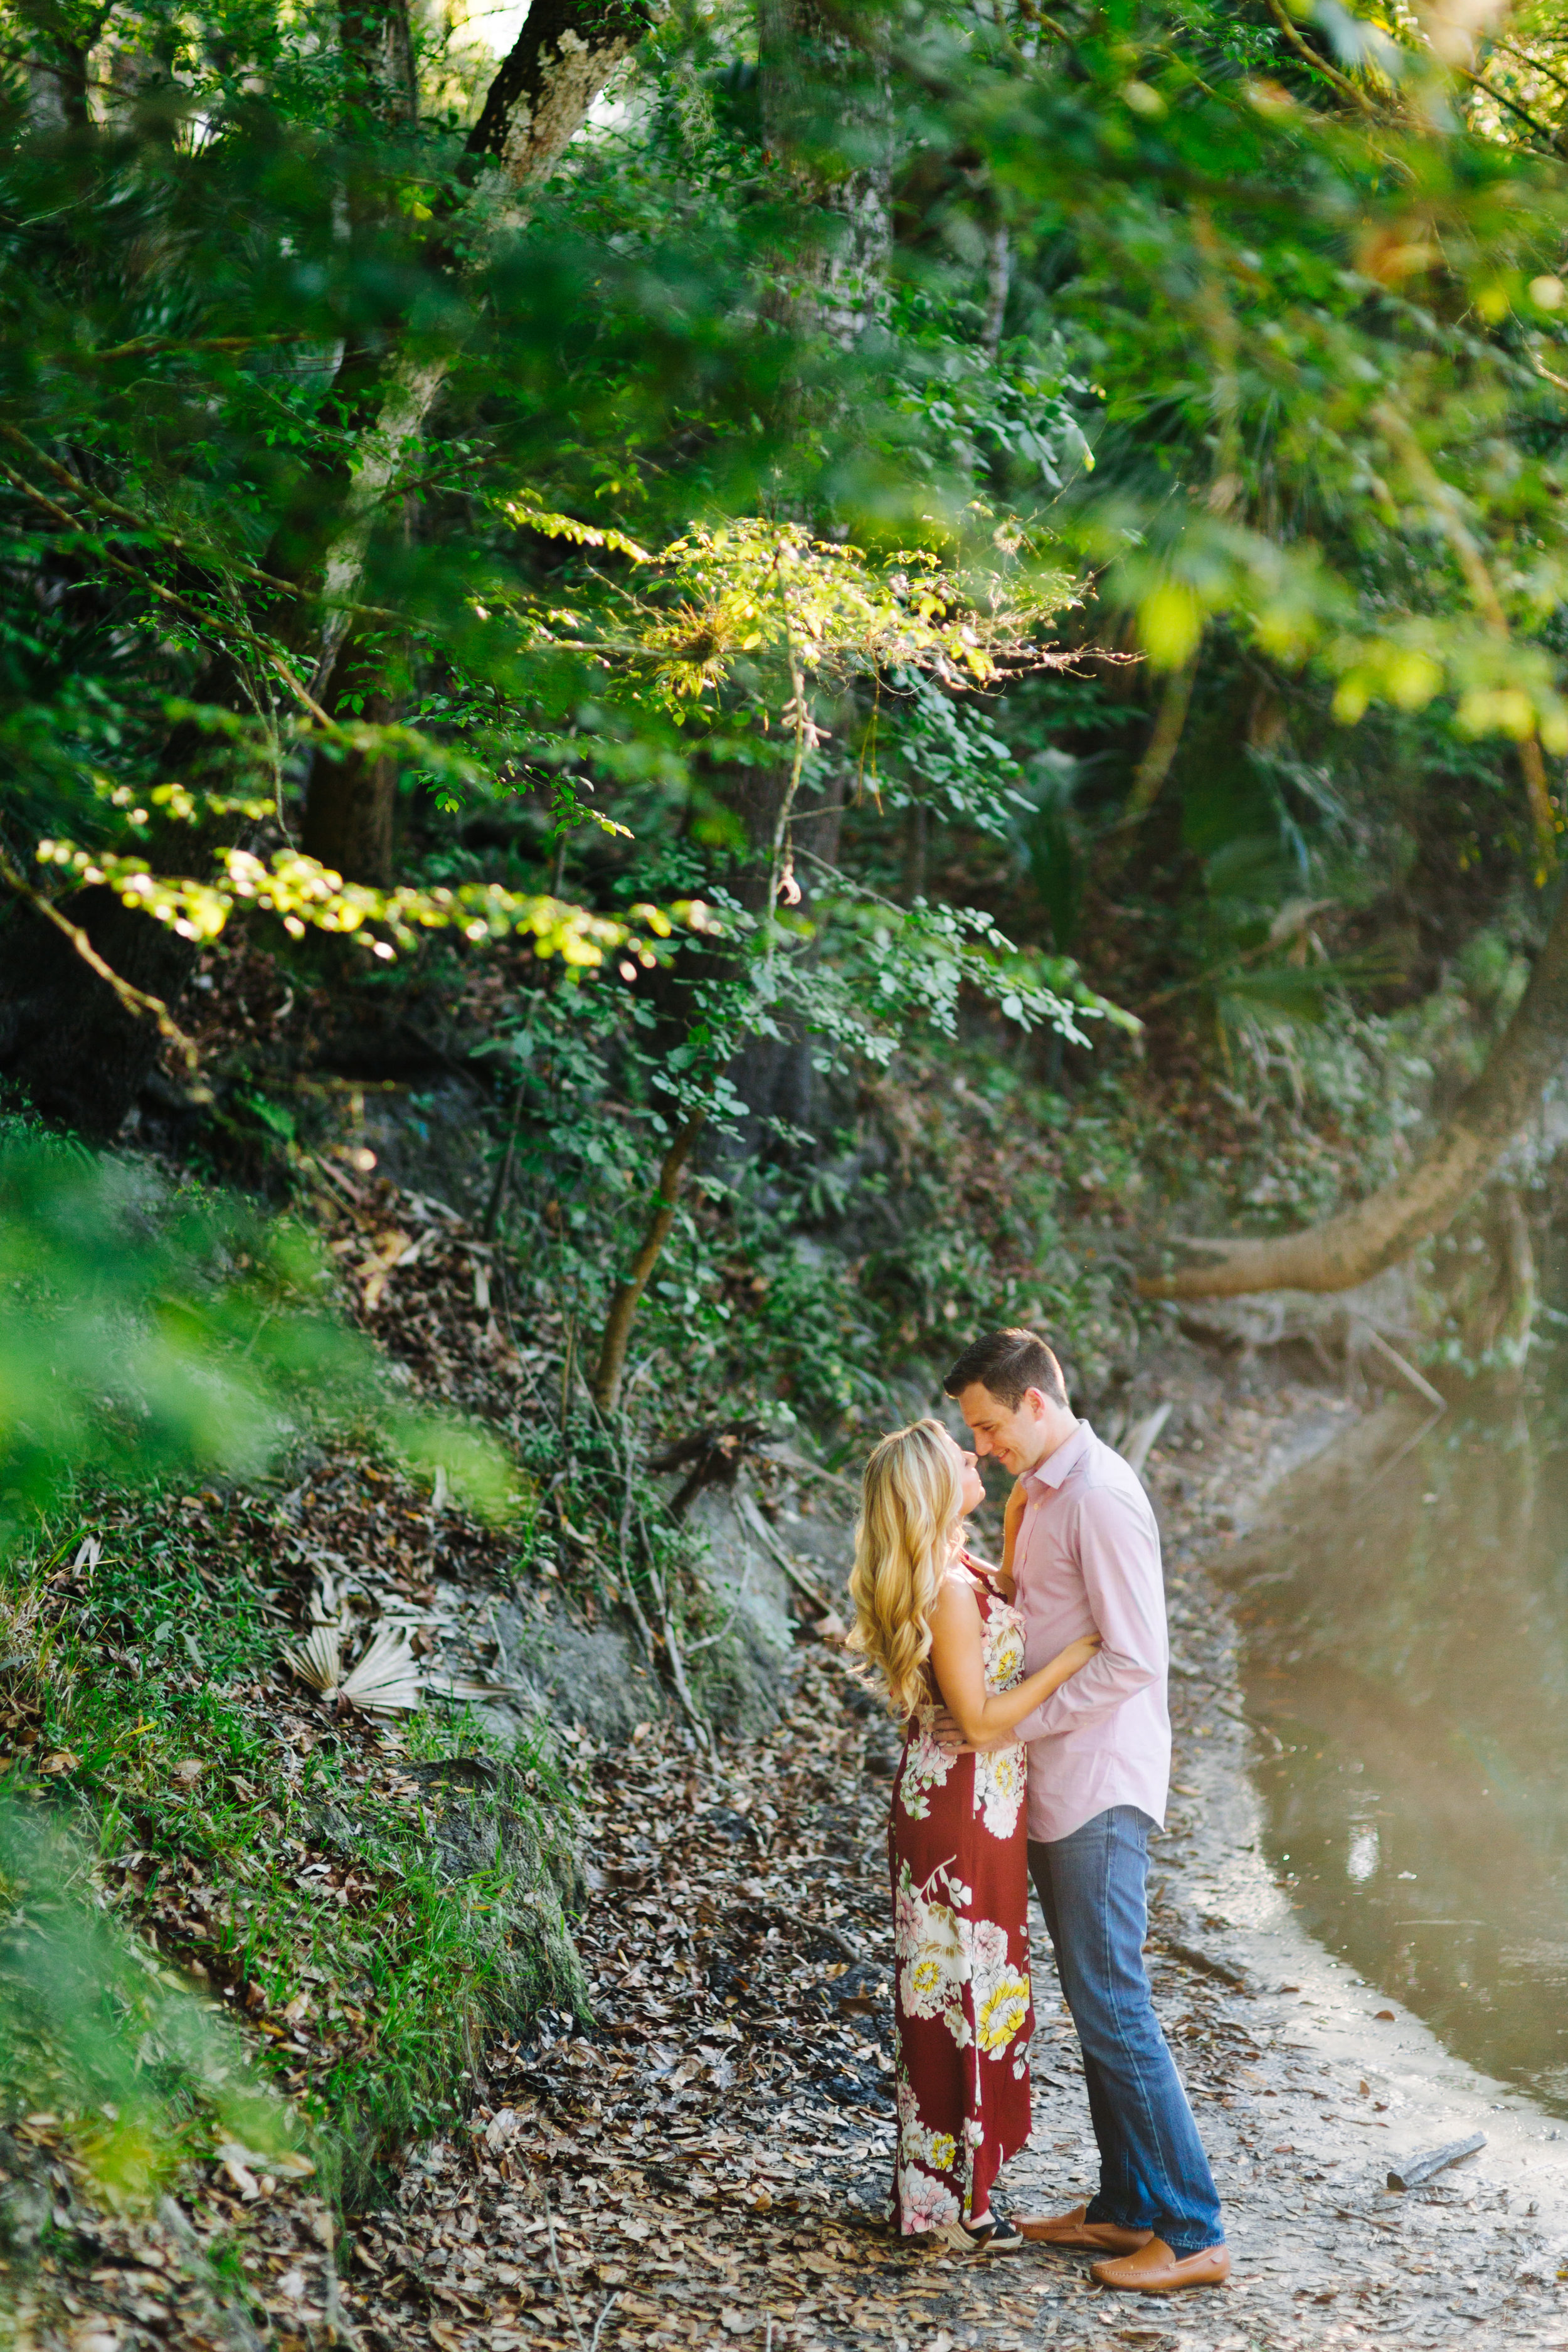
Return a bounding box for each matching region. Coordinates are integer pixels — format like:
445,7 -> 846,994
889,1558 -> 1034,2235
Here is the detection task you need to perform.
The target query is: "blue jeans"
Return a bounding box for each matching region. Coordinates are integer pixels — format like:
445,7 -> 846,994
1028,1807 -> 1224,2255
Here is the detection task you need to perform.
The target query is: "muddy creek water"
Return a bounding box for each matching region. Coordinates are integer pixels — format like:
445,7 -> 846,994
1231,1389 -> 1568,2112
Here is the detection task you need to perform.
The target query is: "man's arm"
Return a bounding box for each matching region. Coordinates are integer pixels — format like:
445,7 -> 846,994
1007,1485 -> 1164,1745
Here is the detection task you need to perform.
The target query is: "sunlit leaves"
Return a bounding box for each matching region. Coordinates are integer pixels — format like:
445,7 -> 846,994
974,0 -> 1568,811
498,511 -> 1078,716
32,835 -> 701,965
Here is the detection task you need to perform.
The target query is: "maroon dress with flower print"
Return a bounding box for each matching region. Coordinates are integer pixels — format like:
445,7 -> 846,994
887,1556 -> 1034,2235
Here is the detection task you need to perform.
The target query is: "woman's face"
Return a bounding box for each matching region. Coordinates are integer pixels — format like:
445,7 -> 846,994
945,1431 -> 987,1520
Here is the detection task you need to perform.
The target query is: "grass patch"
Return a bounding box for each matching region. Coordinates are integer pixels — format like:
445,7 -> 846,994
0,1473 -> 585,2214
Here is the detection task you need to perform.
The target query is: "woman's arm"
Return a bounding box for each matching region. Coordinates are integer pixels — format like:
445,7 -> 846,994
928,1577 -> 1099,1747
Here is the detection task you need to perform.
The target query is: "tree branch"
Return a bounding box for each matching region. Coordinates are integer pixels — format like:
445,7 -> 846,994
1140,877 -> 1568,1300
591,1113 -> 707,1414
0,421 -> 304,600
0,845 -> 203,1079
1458,63 -> 1560,151
1263,0 -> 1376,115
1370,400 -> 1559,861
0,456 -> 336,726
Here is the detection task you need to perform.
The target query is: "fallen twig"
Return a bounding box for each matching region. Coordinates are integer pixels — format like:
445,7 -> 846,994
735,1484 -> 834,1615
1335,2204 -> 1402,2235
541,2187 -> 589,2352
685,1555 -> 756,1653
640,1542 -> 709,1748
733,1896 -> 865,1965
1387,2131 -> 1486,2192
589,2293 -> 620,2352
1154,1934 -> 1251,1992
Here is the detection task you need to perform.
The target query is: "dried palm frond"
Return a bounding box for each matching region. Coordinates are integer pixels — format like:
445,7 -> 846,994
307,1572 -> 352,1629
338,1624 -> 422,1716
280,1623 -> 345,1696
281,1571 -> 422,1714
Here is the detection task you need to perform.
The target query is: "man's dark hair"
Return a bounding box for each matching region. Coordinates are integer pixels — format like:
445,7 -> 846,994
943,1328 -> 1067,1411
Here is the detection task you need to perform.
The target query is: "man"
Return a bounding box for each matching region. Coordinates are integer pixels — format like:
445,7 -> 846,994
938,1328 -> 1229,2295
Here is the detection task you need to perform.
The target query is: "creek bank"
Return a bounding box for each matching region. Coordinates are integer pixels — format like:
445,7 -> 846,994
157,1355 -> 1568,2352
14,1333 -> 1568,2352
1143,1372 -> 1568,2343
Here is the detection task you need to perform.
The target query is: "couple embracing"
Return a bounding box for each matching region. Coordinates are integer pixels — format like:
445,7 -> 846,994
848,1328 -> 1229,2295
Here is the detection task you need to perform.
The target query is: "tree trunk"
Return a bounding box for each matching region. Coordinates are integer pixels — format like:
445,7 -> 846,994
982,217 -> 1010,356
16,0 -> 100,130
302,674 -> 400,886
711,746 -> 846,1151
591,1112 -> 707,1414
0,0 -> 649,1136
1461,1184 -> 1536,1370
341,0 -> 418,124
756,0 -> 892,349
1140,881 -> 1568,1301
695,0 -> 891,1145
297,0 -> 419,880
300,0 -> 652,691
468,0 -> 649,184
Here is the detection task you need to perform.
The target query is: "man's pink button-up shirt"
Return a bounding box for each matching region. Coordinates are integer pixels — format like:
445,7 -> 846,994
1009,1419 -> 1170,1845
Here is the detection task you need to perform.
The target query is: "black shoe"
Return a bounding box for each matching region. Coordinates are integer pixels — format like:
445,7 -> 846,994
935,2210 -> 1026,2254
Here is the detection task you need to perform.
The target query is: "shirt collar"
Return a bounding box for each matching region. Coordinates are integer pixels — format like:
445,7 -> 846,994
1022,1419 -> 1092,1496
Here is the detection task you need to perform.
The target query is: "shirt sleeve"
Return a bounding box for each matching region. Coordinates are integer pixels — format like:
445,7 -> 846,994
1010,1483 -> 1165,1744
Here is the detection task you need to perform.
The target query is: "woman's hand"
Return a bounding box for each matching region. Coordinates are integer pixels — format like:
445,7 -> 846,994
1057,1633 -> 1101,1676
931,1586 -> 1105,1749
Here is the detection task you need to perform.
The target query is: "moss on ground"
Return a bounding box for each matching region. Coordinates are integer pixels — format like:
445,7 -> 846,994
0,1474 -> 585,2216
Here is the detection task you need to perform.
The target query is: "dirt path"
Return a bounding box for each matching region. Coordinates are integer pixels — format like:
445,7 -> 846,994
329,1455 -> 1568,2352
26,1376 -> 1568,2352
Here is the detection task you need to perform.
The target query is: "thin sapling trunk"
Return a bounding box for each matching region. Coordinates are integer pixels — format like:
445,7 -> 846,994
590,1111 -> 707,1413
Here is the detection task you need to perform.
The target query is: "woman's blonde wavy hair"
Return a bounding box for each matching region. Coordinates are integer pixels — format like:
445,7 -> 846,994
847,1418 -> 965,1720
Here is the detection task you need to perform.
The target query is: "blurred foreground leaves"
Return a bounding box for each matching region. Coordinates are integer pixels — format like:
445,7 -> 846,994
0,1121 -> 522,2205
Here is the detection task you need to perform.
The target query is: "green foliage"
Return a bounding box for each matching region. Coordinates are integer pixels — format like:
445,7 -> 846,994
0,1796 -> 305,2209
13,0 -> 1568,2259
0,1125 -> 512,1538
0,1127 -> 363,1535
7,0 -> 1565,1211
1,1491 -> 583,2209
0,1132 -> 570,2211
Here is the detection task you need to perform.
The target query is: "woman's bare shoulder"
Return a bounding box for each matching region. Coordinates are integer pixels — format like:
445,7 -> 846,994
931,1568 -> 982,1620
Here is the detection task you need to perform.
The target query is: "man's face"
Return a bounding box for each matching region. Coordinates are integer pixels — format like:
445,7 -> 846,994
955,1381 -> 1053,1476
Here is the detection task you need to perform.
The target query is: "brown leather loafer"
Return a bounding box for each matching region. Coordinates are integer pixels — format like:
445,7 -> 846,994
1017,2201 -> 1154,2254
1090,2237 -> 1231,2294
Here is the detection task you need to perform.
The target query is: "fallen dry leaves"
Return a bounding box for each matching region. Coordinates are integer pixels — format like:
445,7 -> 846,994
327,1643 -> 1130,2352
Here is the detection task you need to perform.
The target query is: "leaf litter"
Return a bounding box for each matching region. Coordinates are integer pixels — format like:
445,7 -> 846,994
327,1642 -> 1123,2352
9,1173 -> 1568,2351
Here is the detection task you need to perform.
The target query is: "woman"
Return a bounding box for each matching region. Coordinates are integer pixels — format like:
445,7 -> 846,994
849,1418 -> 1099,2252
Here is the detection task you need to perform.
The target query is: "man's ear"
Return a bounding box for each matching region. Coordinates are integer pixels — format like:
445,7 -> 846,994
1024,1387 -> 1050,1417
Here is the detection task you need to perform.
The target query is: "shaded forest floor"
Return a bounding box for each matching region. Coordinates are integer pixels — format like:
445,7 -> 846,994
332,1451 -> 1568,2352
23,1411 -> 1568,2352
8,1120 -> 1568,2352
